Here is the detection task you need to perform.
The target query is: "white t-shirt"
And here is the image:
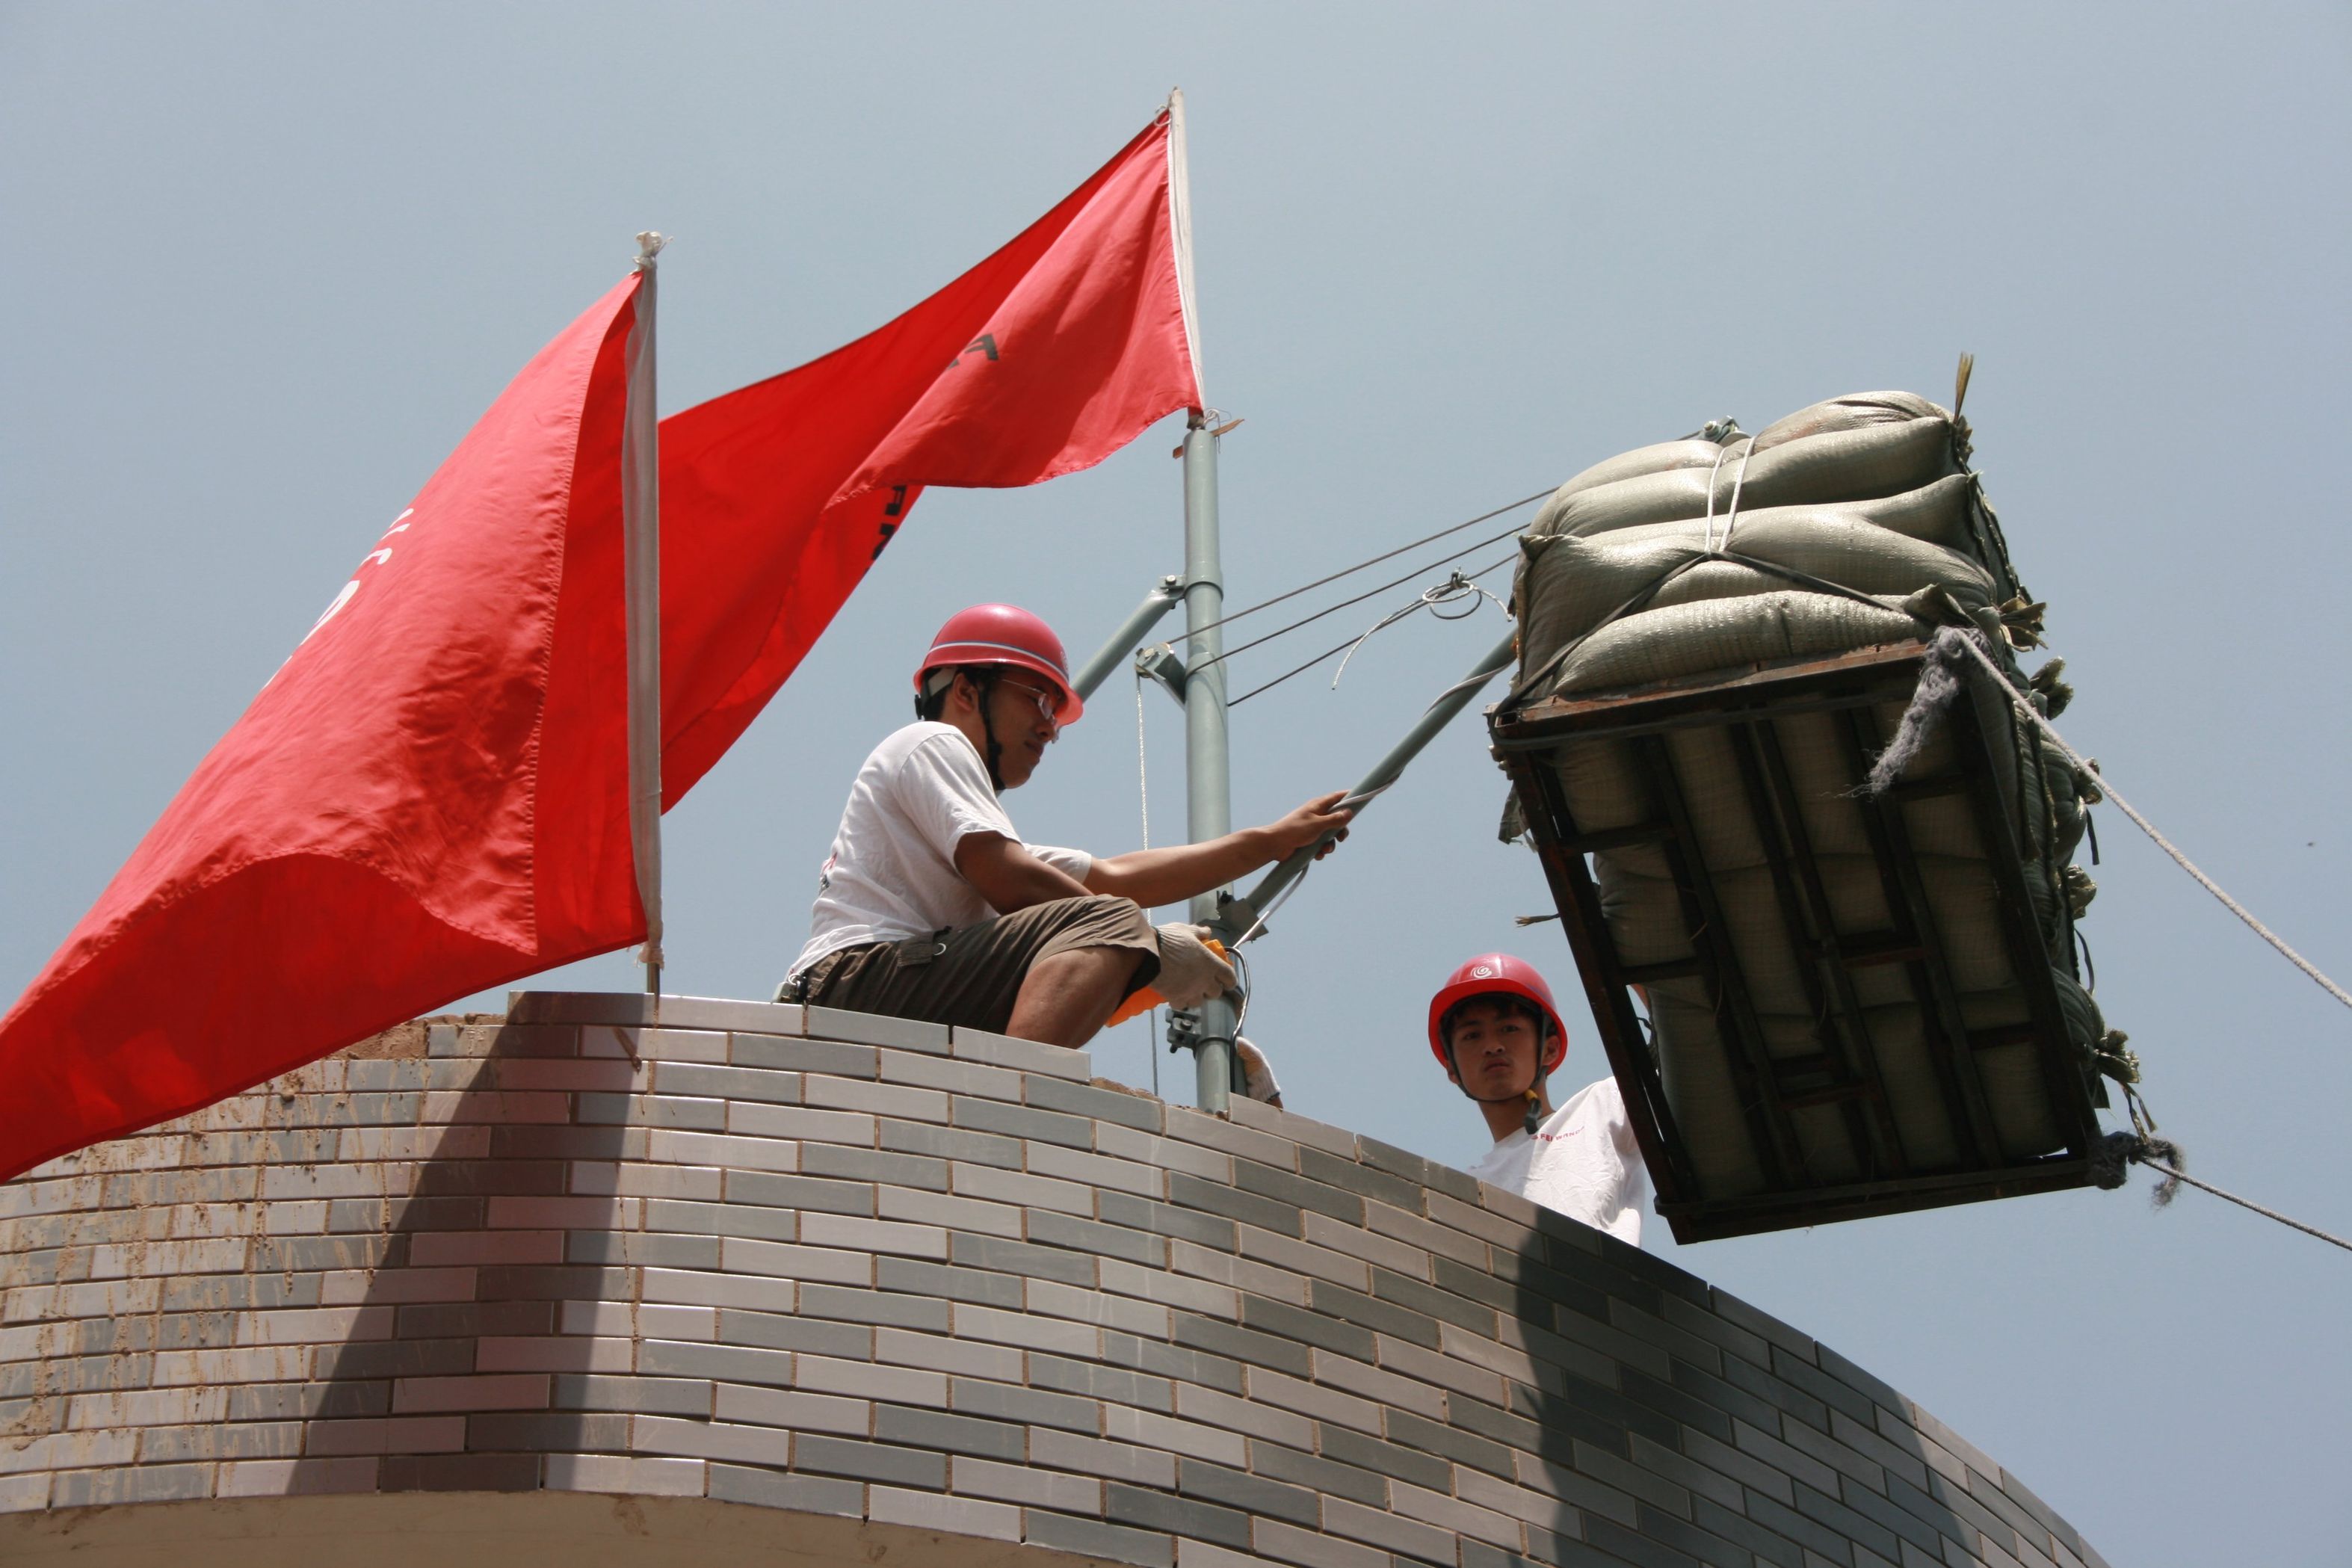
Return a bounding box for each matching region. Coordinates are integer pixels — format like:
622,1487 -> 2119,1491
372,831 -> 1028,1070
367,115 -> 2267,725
1465,1075 -> 1649,1244
788,723 -> 1091,982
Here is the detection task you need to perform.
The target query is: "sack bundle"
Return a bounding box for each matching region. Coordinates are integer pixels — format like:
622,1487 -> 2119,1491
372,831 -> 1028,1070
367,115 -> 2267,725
1508,391 -> 2120,1200
1514,392 -> 2039,696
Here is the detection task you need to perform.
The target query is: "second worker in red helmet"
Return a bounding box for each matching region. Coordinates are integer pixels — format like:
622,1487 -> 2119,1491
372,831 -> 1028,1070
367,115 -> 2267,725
779,605 -> 1352,1052
1429,954 -> 1649,1242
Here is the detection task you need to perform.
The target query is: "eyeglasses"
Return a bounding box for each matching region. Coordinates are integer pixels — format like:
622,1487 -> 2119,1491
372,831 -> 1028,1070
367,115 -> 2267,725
996,677 -> 1062,734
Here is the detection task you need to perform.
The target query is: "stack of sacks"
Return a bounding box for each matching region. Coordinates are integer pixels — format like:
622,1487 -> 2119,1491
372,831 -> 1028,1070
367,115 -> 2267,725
1514,392 -> 2027,697
1510,392 -> 2118,1199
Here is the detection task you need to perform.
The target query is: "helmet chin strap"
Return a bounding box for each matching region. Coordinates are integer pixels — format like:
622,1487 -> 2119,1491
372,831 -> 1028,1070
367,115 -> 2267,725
972,670 -> 1007,794
918,667 -> 1010,793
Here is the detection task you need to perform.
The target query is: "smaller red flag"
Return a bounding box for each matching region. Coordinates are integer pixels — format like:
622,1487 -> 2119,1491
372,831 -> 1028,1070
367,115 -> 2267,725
655,105 -> 1204,802
0,275 -> 650,1181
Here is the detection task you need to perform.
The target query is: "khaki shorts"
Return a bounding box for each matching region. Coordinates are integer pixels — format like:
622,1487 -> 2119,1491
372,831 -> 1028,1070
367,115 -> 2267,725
796,895 -> 1160,1037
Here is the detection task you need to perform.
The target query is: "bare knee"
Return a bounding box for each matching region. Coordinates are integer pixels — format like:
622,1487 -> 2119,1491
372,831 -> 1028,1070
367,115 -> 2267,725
1028,945 -> 1145,996
1007,945 -> 1146,1049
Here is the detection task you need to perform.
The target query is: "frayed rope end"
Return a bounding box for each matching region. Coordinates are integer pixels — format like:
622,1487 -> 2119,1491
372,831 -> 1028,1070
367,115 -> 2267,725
2090,1131 -> 2188,1208
1853,626 -> 1987,798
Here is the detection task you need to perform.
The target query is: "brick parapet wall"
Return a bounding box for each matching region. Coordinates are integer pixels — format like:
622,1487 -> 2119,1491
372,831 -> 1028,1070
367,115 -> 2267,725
0,993 -> 2108,1568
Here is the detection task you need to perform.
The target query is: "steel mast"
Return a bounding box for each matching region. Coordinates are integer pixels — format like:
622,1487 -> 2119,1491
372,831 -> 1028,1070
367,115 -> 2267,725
1165,89 -> 1237,1113
1179,413 -> 1235,1113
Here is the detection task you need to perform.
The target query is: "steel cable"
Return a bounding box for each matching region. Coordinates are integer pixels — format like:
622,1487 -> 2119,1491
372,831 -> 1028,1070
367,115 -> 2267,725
1227,552 -> 1516,708
1178,487 -> 1552,642
1946,632 -> 2352,1013
2135,1156 -> 2352,1253
1188,528 -> 1527,676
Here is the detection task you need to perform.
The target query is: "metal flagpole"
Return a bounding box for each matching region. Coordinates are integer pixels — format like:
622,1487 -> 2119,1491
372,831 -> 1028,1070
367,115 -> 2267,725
621,232 -> 667,995
1179,413 -> 1235,1114
1164,89 -> 1235,1114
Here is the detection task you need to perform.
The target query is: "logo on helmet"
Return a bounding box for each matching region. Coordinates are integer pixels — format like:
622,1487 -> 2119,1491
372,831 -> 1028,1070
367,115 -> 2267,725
1469,965 -> 1494,980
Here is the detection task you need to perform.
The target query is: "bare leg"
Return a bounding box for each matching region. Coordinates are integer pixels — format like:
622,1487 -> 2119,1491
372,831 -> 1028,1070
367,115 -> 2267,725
1004,946 -> 1146,1049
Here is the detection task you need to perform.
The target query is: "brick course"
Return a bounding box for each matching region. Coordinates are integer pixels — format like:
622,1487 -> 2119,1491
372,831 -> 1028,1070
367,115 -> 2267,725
0,993 -> 2108,1568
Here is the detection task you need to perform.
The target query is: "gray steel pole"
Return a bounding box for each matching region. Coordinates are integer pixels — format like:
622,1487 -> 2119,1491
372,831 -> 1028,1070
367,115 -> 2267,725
1224,626 -> 1519,939
1072,576 -> 1185,703
1180,413 -> 1235,1113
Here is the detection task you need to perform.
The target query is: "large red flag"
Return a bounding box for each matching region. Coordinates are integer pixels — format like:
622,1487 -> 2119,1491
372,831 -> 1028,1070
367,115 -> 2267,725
0,274 -> 649,1179
0,105 -> 1202,1179
654,103 -> 1203,798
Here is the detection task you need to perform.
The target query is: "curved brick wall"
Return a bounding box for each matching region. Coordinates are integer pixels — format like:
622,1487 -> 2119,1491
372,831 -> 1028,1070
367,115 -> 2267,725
0,994 -> 2107,1568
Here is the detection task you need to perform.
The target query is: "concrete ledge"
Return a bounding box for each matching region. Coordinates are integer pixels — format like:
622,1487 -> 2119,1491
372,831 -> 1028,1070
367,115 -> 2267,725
2,1490 -> 1150,1568
0,993 -> 2108,1568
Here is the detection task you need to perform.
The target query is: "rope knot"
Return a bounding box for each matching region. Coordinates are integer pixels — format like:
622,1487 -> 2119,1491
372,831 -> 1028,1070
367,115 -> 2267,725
2090,1029 -> 2140,1085
1682,417 -> 1744,445
2090,1131 -> 2188,1206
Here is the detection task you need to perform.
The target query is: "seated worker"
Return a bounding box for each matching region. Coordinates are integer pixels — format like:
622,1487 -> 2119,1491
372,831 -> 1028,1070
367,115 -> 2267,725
780,604 -> 1352,1049
1429,953 -> 1648,1243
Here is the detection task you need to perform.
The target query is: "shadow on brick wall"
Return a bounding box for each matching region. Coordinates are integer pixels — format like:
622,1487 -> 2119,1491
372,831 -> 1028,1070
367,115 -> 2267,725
321,1015 -> 637,1496
1489,1212 -> 1743,1567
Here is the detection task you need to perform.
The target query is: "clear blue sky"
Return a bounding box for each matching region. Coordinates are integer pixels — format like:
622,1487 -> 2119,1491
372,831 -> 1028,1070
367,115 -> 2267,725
5,6 -> 2348,1564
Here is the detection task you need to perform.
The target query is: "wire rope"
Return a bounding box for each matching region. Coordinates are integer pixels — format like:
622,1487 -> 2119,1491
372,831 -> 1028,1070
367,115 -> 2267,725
2103,1134 -> 2352,1254
1226,552 -> 1516,709
1188,526 -> 1527,675
1179,487 -> 1551,641
2140,1156 -> 2352,1253
1947,632 -> 2352,1012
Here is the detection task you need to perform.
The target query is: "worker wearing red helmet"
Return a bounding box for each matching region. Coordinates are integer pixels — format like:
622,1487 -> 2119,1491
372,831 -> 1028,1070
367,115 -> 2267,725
780,604 -> 1351,1049
1430,954 -> 1648,1242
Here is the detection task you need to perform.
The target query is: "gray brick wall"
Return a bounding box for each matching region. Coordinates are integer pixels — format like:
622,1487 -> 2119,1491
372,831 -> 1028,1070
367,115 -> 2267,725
0,993 -> 2110,1568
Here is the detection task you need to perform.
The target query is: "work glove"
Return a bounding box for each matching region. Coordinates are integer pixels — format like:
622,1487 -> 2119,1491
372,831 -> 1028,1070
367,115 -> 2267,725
1234,1037 -> 1283,1108
1152,923 -> 1238,1010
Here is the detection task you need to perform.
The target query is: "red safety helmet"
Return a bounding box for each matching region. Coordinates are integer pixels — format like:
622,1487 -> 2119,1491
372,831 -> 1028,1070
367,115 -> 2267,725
1427,954 -> 1568,1073
916,604 -> 1084,725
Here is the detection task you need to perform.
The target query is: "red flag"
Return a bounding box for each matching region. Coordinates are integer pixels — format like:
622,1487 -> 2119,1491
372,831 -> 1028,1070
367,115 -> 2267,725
0,274 -> 648,1179
1,105 -> 1201,1179
655,105 -> 1203,799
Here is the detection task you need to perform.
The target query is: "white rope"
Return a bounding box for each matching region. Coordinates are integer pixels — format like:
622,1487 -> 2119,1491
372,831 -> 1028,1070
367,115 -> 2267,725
1696,430 -> 1763,556
2096,1131 -> 2352,1253
1135,667 -> 1153,859
1718,433 -> 1760,549
1948,633 -> 2352,1012
2137,1155 -> 2352,1253
1698,443 -> 1733,555
1135,667 -> 1160,1098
